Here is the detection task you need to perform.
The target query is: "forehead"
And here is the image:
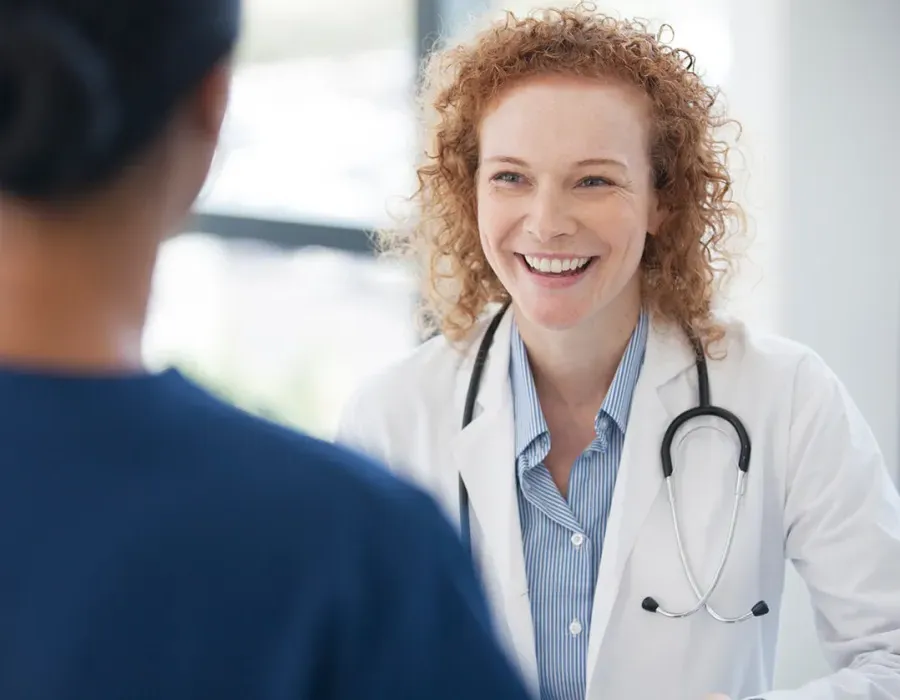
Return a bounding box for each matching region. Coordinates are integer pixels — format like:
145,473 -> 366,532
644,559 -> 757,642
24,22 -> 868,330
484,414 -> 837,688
478,74 -> 652,164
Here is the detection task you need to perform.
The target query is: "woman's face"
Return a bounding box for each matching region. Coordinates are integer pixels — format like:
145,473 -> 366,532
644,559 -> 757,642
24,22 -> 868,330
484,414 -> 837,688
476,74 -> 662,331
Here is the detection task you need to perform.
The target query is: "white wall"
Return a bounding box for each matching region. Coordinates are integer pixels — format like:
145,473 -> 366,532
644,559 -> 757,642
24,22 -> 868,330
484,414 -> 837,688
727,0 -> 900,689
782,0 -> 900,483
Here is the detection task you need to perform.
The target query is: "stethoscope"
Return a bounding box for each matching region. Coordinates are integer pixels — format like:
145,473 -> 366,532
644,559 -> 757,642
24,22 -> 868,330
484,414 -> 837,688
458,302 -> 769,623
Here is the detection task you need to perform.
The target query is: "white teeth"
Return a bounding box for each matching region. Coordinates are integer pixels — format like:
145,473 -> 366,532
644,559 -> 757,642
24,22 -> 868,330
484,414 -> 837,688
524,255 -> 591,274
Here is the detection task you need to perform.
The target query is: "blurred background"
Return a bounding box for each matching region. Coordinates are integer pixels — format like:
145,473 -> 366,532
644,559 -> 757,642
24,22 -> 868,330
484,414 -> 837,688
142,0 -> 900,689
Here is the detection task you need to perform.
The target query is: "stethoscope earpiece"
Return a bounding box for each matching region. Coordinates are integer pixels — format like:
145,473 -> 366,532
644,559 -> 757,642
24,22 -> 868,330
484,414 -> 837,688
641,597 -> 660,613
751,601 -> 770,617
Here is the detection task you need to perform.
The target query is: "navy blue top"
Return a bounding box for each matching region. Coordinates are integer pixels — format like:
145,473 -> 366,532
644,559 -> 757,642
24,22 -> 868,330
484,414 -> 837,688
0,366 -> 531,700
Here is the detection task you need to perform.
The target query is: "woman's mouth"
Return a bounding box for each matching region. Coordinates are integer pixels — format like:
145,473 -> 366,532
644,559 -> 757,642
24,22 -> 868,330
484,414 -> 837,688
518,254 -> 597,277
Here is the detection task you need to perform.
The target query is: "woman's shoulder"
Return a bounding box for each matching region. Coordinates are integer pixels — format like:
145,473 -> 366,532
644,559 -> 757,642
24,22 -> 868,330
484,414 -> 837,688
351,325 -> 477,402
334,317 -> 488,451
709,312 -> 838,388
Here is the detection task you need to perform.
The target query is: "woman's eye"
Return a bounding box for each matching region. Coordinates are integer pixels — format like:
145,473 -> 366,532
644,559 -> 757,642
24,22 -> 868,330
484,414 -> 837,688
491,171 -> 523,184
578,176 -> 611,187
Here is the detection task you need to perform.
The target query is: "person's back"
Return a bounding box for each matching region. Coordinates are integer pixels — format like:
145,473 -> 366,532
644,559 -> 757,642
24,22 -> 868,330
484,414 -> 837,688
0,1 -> 532,698
0,366 -> 529,698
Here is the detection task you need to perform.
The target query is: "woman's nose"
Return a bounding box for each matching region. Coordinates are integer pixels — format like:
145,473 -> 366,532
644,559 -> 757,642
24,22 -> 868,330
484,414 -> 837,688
525,190 -> 575,241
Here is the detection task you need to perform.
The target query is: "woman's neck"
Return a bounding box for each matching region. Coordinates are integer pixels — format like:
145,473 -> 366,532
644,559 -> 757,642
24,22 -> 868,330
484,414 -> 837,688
0,202 -> 161,373
514,286 -> 642,412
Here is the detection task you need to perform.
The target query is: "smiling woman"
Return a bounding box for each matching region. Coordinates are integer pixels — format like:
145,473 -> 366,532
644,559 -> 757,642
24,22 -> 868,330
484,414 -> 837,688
380,7 -> 739,353
336,4 -> 900,700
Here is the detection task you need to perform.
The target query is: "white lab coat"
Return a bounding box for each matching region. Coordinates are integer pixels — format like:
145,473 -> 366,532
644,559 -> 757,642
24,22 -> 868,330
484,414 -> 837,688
336,308 -> 900,700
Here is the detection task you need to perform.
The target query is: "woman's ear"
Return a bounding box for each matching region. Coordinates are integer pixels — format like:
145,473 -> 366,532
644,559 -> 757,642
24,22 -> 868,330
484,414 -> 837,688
647,193 -> 668,236
193,60 -> 232,141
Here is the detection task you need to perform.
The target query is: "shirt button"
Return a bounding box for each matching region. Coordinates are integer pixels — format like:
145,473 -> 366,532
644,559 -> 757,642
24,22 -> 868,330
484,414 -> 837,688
570,533 -> 584,547
569,619 -> 583,636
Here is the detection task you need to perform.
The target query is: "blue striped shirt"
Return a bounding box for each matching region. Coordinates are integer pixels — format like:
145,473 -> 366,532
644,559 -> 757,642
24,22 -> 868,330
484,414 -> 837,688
509,311 -> 649,700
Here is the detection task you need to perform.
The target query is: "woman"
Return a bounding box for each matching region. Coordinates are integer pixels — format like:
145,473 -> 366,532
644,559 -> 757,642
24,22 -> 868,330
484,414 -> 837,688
0,2 -> 533,699
337,6 -> 900,700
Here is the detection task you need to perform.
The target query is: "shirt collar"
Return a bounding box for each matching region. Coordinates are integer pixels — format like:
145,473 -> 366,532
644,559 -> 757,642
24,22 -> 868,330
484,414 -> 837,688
508,310 -> 650,459
602,310 -> 649,434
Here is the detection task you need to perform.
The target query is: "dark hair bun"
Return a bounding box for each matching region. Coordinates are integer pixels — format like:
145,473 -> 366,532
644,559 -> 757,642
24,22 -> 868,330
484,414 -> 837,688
0,10 -> 119,199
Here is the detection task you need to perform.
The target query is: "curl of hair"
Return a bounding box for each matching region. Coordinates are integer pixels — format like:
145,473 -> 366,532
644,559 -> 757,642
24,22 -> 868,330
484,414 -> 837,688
380,3 -> 743,353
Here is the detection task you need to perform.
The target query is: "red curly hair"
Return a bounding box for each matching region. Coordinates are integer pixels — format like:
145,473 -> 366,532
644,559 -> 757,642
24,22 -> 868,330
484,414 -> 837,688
379,3 -> 743,350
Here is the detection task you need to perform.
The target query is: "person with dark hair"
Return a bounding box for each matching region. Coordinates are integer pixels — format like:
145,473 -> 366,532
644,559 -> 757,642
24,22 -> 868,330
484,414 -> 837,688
0,2 -> 533,699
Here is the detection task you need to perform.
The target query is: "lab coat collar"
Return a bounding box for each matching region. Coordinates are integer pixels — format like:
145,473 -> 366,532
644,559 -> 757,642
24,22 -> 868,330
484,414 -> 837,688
450,305 -> 538,685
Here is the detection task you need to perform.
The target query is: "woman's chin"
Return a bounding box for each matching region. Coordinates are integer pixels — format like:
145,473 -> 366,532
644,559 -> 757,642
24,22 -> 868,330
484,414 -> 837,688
513,298 -> 593,332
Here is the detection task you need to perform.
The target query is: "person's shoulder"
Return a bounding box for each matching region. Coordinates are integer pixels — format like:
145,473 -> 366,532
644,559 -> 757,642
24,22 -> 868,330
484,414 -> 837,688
335,320 -> 487,444
165,378 -> 480,588
711,313 -> 840,390
714,313 -> 823,367
162,375 -> 412,505
349,328 -> 470,403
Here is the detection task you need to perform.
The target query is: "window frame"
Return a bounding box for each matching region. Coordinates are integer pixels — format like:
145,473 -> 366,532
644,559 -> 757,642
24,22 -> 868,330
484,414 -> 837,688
188,0 -> 490,253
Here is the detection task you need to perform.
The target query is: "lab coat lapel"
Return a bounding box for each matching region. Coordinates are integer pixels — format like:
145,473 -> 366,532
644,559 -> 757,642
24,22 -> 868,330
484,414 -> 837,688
586,320 -> 696,688
450,309 -> 538,687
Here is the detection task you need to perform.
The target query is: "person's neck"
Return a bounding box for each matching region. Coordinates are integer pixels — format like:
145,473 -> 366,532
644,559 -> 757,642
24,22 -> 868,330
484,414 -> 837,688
0,200 -> 164,374
514,284 -> 642,412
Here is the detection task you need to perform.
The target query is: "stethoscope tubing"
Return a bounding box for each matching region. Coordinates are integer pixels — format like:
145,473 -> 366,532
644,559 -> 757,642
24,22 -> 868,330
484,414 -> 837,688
458,302 -> 768,623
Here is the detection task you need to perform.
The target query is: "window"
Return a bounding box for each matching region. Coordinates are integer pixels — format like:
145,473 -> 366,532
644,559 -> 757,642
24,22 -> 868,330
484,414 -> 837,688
198,0 -> 419,228
144,0 -> 426,436
145,233 -> 418,438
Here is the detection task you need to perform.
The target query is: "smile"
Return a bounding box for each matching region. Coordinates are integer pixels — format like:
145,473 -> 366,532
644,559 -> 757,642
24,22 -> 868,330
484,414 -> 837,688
519,254 -> 596,276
